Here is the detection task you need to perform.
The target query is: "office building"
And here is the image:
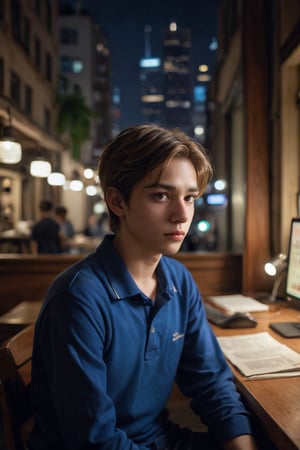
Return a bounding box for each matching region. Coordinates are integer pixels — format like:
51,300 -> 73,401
111,86 -> 121,137
140,25 -> 164,125
192,64 -> 212,144
58,7 -> 112,167
162,22 -> 193,135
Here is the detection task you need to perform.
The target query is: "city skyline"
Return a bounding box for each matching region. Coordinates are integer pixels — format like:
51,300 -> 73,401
64,0 -> 220,128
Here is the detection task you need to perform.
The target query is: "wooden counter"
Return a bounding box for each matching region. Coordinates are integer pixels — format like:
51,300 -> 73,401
0,251 -> 242,315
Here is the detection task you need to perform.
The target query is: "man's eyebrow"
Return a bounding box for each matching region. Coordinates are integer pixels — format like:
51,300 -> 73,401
145,182 -> 199,193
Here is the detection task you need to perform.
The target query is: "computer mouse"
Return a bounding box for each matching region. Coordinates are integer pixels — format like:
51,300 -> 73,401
220,312 -> 257,329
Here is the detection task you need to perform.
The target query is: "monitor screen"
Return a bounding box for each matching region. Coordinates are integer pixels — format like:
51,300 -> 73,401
286,218 -> 300,301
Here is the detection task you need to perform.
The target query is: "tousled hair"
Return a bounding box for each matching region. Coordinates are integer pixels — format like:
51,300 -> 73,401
98,124 -> 213,233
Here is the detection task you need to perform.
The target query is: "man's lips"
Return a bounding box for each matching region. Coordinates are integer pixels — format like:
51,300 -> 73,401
164,231 -> 185,239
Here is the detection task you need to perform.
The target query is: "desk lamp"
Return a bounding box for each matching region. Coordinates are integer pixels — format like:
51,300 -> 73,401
264,253 -> 287,303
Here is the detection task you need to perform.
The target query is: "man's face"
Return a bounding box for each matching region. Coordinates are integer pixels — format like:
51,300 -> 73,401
119,157 -> 199,256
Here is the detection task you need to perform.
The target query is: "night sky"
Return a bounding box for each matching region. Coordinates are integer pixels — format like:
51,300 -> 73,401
63,0 -> 220,128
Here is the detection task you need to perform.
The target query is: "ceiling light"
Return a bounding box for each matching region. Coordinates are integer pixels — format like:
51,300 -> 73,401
47,171 -> 66,186
86,185 -> 98,196
0,108 -> 22,164
83,168 -> 94,179
70,179 -> 83,191
30,159 -> 52,178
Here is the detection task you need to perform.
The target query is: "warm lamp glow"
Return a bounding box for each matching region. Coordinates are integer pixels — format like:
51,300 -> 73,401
86,185 -> 98,196
70,179 -> 83,191
0,107 -> 22,164
47,172 -> 66,186
0,139 -> 22,164
30,160 -> 52,178
264,253 -> 287,276
264,253 -> 287,303
84,168 -> 94,179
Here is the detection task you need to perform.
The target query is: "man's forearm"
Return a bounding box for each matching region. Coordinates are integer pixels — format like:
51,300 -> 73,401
224,434 -> 258,450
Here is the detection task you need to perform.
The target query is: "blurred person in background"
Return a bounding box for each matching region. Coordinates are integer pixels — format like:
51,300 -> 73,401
55,206 -> 75,239
83,213 -> 102,237
30,199 -> 63,254
55,205 -> 75,253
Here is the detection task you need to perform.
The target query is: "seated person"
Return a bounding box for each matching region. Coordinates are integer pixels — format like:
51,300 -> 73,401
28,125 -> 258,450
30,199 -> 63,254
55,206 -> 75,239
55,205 -> 75,252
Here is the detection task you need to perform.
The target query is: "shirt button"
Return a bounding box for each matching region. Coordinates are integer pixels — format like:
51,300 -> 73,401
151,327 -> 156,333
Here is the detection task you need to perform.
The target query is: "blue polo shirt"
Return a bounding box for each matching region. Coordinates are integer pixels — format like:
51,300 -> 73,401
28,235 -> 252,450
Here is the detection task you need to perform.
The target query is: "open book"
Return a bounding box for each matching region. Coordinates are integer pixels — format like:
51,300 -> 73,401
208,294 -> 269,314
218,332 -> 300,379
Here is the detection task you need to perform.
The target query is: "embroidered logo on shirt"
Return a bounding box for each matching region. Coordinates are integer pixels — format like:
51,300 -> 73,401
172,332 -> 185,342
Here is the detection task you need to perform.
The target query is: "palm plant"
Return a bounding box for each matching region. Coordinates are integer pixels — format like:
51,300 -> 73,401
56,85 -> 96,161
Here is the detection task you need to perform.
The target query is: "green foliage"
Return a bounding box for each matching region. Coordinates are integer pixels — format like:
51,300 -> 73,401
56,87 -> 96,160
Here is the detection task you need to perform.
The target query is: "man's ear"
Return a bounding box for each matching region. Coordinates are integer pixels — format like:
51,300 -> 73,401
105,187 -> 126,217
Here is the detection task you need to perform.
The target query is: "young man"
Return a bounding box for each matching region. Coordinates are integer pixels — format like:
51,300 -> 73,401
28,125 -> 258,450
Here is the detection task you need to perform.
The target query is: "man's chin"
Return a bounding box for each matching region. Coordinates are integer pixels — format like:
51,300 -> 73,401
162,242 -> 184,256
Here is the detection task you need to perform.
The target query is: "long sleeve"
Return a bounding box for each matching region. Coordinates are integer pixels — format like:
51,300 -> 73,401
30,291 -> 149,450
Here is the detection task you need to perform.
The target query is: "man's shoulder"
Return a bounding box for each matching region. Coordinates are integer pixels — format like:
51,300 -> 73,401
34,217 -> 58,228
48,253 -> 104,295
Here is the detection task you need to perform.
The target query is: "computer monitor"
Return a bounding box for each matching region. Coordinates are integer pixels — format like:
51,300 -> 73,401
286,218 -> 300,302
269,218 -> 300,337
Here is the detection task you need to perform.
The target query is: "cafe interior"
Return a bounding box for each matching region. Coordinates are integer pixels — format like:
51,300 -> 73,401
0,1 -> 299,449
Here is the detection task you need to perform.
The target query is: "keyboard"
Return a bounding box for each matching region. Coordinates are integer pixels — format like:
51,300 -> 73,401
204,303 -> 230,326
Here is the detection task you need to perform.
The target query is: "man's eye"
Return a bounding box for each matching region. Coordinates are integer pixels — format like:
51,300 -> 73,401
153,192 -> 168,201
185,195 -> 197,203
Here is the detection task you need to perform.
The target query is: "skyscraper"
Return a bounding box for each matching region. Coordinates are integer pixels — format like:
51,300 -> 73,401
139,26 -> 164,125
162,22 -> 193,135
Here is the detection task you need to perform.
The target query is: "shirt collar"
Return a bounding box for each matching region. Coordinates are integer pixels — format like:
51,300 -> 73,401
94,235 -> 178,303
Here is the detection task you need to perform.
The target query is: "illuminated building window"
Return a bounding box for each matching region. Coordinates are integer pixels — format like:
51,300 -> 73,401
60,56 -> 83,74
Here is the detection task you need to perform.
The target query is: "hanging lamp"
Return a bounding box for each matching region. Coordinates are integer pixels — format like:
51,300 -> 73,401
0,107 -> 22,164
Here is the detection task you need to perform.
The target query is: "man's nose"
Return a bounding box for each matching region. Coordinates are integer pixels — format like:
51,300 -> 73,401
169,199 -> 189,223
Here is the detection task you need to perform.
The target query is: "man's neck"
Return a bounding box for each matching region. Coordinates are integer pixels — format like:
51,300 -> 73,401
112,235 -> 160,300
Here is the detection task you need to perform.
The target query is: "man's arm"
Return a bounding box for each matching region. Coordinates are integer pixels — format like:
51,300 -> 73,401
32,291 -> 148,450
225,434 -> 258,450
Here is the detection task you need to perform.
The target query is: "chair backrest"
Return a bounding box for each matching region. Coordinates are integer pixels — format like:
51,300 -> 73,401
0,325 -> 34,450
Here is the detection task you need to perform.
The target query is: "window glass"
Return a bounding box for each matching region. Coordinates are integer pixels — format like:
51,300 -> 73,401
60,56 -> 83,74
25,84 -> 32,115
10,71 -> 21,105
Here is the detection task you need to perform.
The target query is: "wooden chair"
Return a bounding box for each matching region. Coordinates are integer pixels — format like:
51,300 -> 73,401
0,325 -> 34,450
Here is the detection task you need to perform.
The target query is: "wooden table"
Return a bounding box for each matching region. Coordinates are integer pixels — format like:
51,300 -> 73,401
210,302 -> 300,450
0,301 -> 42,342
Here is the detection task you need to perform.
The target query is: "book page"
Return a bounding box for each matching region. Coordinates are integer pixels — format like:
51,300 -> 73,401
218,332 -> 300,379
208,294 -> 269,313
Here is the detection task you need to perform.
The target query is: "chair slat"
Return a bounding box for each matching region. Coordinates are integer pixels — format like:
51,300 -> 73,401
0,325 -> 34,450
